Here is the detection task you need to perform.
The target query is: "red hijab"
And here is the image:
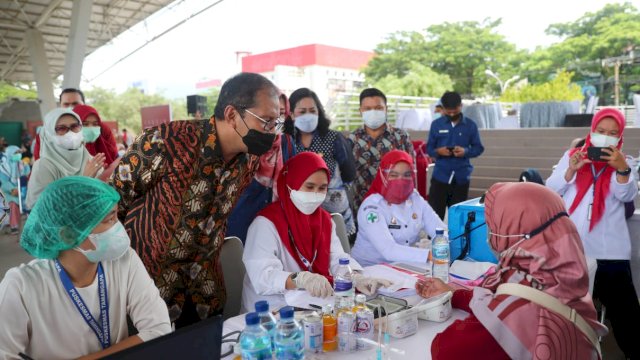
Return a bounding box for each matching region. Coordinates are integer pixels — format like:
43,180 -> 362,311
470,182 -> 606,359
73,105 -> 119,168
568,108 -> 625,231
364,150 -> 415,200
258,152 -> 333,281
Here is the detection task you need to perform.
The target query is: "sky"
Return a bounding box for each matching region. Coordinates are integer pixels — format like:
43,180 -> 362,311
80,0 -> 635,99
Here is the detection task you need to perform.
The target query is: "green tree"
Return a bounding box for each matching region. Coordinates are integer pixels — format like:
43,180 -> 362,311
500,71 -> 583,103
199,87 -> 220,117
523,2 -> 640,103
364,19 -> 523,96
372,62 -> 453,97
85,87 -> 185,133
0,82 -> 37,103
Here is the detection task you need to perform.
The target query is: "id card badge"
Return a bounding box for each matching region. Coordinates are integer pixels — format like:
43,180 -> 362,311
588,203 -> 592,221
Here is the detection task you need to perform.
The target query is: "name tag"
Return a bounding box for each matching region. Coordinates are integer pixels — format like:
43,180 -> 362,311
388,224 -> 402,230
588,203 -> 592,221
438,129 -> 449,134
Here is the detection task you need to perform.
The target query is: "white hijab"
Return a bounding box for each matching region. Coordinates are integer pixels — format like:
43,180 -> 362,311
39,108 -> 91,176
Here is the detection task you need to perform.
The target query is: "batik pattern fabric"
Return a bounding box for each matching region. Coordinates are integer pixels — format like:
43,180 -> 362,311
111,119 -> 258,321
348,126 -> 415,211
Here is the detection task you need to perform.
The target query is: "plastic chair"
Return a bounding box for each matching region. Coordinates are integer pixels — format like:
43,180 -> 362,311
331,213 -> 350,253
221,236 -> 245,320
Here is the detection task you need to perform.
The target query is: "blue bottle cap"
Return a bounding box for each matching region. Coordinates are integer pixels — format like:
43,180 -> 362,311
279,306 -> 294,319
245,312 -> 260,326
435,228 -> 444,235
339,258 -> 350,265
255,300 -> 269,313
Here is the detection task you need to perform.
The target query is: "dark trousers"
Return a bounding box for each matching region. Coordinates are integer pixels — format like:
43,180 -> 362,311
428,177 -> 469,220
594,260 -> 640,359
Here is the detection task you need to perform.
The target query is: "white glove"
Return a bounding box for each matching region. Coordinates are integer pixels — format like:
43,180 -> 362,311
294,271 -> 334,298
352,273 -> 394,296
415,238 -> 432,249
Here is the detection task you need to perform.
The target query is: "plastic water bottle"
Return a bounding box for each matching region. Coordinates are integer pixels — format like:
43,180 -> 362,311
334,258 -> 354,313
255,300 -> 276,351
239,312 -> 272,360
354,294 -> 374,350
432,228 -> 450,283
274,306 -> 304,360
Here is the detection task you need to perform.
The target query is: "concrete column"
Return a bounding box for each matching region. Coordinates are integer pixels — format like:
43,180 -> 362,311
62,0 -> 93,89
25,29 -> 56,117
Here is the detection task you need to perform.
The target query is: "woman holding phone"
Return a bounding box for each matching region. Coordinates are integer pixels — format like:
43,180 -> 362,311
546,107 -> 639,359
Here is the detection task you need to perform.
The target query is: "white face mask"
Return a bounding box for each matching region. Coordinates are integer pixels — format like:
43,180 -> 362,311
486,226 -> 527,259
294,114 -> 319,133
362,110 -> 387,129
590,132 -> 619,148
54,130 -> 84,150
74,222 -> 130,263
289,187 -> 326,215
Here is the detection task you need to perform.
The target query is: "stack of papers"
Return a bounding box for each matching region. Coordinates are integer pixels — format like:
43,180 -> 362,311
449,260 -> 496,285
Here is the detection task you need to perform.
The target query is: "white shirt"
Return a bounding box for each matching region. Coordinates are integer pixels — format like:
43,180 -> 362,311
0,248 -> 172,360
546,151 -> 638,260
351,191 -> 445,267
241,216 -> 363,312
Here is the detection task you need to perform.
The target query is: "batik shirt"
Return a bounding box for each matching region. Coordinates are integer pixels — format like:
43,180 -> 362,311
348,125 -> 415,211
111,118 -> 258,321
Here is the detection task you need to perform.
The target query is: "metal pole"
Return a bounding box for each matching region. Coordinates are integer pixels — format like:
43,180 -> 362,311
614,61 -> 620,106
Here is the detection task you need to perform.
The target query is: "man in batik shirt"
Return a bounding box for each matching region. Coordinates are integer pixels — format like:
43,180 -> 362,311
111,73 -> 281,327
348,88 -> 415,212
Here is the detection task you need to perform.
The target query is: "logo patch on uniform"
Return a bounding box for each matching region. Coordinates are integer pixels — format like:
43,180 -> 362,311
366,211 -> 379,223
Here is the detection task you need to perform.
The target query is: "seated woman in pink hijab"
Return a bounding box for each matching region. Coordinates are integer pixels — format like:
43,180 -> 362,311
416,182 -> 607,360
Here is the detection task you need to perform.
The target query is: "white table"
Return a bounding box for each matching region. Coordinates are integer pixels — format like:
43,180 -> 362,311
221,307 -> 468,360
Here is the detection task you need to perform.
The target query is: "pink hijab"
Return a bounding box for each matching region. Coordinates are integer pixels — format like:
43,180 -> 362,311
254,92 -> 290,190
470,182 -> 607,359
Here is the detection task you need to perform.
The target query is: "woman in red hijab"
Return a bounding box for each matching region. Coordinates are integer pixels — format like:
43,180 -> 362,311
241,152 -> 391,311
546,108 -> 639,358
350,150 -> 445,266
417,182 -> 607,359
72,105 -> 119,168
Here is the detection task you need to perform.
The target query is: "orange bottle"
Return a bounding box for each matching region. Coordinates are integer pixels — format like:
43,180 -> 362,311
322,304 -> 337,351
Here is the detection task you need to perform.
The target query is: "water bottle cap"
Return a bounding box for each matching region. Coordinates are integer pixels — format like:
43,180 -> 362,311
245,312 -> 260,325
279,306 -> 294,319
355,294 -> 367,303
436,228 -> 444,235
322,304 -> 333,313
339,258 -> 350,265
255,300 -> 269,313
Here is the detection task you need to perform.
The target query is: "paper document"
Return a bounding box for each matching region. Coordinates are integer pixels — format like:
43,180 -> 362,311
284,290 -> 334,310
449,260 -> 495,280
363,264 -> 420,297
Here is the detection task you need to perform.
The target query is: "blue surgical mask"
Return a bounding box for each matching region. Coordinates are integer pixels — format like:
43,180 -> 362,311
74,222 -> 130,263
294,114 -> 319,133
10,153 -> 21,162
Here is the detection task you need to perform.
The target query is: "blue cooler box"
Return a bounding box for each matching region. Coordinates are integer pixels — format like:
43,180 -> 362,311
447,197 -> 497,263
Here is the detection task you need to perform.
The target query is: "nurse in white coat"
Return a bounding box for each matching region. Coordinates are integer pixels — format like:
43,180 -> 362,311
242,152 -> 391,311
0,176 -> 171,360
351,150 -> 445,267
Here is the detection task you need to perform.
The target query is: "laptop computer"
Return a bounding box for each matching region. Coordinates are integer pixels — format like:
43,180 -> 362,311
103,315 -> 223,359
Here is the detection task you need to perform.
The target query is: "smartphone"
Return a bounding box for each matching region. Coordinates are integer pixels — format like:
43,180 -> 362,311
447,146 -> 455,151
587,146 -> 608,162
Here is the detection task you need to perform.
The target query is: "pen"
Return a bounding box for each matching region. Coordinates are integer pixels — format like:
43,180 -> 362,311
19,353 -> 34,360
308,303 -> 322,310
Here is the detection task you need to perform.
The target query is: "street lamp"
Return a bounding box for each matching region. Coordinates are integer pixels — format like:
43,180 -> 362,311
485,69 -> 519,93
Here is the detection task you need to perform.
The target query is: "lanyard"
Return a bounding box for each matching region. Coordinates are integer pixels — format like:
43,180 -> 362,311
54,260 -> 111,349
590,164 -> 607,195
287,229 -> 317,272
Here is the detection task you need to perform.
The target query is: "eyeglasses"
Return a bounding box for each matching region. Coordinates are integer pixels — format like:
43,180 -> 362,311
54,123 -> 83,135
242,108 -> 284,132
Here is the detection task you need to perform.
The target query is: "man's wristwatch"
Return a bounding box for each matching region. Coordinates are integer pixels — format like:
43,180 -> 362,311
616,167 -> 632,176
290,272 -> 299,287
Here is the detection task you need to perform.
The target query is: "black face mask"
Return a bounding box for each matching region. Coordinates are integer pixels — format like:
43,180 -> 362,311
241,129 -> 276,155
446,113 -> 462,122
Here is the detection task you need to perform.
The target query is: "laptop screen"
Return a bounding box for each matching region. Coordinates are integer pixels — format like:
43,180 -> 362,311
103,315 -> 223,359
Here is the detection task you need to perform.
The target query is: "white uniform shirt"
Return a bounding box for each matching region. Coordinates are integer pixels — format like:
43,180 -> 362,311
241,216 -> 363,312
0,248 -> 172,360
546,151 -> 638,260
350,191 -> 445,267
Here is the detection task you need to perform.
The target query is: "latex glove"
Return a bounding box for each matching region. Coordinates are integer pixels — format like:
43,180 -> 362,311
352,273 -> 393,296
294,271 -> 333,298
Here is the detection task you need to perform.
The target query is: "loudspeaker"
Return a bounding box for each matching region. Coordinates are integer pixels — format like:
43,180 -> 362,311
564,114 -> 593,127
187,95 -> 208,116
